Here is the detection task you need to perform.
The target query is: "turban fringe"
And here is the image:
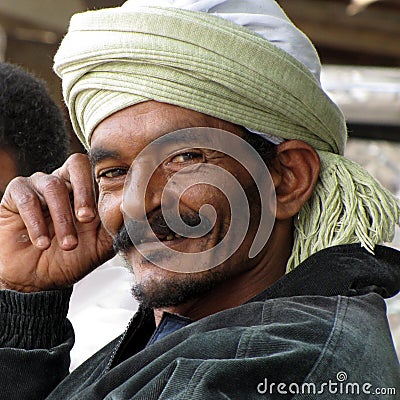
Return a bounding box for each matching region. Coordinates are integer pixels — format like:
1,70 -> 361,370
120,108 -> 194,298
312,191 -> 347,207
54,6 -> 400,271
291,152 -> 399,271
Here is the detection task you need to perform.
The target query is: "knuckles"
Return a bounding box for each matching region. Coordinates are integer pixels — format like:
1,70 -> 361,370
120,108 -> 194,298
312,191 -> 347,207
67,152 -> 89,163
41,174 -> 66,194
1,152 -> 95,221
29,172 -> 68,198
64,152 -> 91,173
3,173 -> 69,209
5,177 -> 38,207
3,153 -> 90,199
16,191 -> 38,208
6,176 -> 30,191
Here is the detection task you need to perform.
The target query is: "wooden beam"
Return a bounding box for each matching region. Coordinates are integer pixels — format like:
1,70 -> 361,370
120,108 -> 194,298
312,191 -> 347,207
295,20 -> 400,58
83,0 -> 124,10
0,0 -> 85,33
347,123 -> 400,142
278,0 -> 400,58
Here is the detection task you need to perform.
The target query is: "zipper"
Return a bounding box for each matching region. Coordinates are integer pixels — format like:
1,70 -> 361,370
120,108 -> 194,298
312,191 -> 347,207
104,309 -> 142,372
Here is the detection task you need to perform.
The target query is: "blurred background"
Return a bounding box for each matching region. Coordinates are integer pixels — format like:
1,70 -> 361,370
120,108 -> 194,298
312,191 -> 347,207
1,0 -> 399,356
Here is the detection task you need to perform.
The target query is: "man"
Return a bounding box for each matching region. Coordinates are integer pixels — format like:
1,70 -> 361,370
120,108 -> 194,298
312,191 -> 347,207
0,62 -> 69,198
0,1 -> 399,399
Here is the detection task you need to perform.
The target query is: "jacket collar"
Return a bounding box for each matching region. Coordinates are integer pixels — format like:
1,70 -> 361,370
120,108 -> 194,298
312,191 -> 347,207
251,244 -> 400,303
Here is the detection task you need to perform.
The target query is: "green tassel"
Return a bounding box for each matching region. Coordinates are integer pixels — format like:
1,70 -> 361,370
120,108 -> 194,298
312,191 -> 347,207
286,151 -> 400,272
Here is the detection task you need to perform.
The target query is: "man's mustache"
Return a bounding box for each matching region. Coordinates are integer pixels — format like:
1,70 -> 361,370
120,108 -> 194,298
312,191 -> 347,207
113,210 -> 206,254
113,222 -> 134,254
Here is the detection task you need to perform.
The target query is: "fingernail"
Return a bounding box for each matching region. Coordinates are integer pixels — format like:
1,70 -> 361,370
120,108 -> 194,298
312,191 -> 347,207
62,235 -> 78,248
36,236 -> 50,248
77,207 -> 95,220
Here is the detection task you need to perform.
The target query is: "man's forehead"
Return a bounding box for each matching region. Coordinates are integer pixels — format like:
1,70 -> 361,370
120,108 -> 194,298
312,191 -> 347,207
89,101 -> 247,164
88,102 -> 246,161
88,125 -> 250,169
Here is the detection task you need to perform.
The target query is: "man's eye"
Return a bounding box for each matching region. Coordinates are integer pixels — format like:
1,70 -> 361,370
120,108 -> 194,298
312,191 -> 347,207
98,168 -> 127,179
170,152 -> 204,163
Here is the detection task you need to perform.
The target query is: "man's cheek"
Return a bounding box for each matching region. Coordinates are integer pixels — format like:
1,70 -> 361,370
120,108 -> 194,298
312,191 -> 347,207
181,184 -> 228,212
97,191 -> 124,236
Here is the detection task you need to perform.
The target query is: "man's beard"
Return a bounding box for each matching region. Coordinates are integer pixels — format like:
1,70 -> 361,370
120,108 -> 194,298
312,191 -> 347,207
131,266 -> 229,309
113,219 -> 230,309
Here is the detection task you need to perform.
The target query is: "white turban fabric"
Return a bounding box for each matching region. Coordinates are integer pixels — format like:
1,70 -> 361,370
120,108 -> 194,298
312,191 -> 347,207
123,0 -> 322,80
54,0 -> 344,152
54,0 -> 399,271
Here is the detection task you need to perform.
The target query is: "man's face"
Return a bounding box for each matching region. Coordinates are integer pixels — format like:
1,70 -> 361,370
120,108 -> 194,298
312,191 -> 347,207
90,101 -> 273,308
0,148 -> 18,199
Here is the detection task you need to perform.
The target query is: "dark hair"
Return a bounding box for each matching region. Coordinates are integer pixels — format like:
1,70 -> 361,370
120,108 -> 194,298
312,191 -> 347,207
0,62 -> 69,176
241,128 -> 277,166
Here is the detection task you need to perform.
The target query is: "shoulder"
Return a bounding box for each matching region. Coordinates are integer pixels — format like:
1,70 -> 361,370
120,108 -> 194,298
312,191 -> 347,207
177,294 -> 399,396
245,293 -> 399,388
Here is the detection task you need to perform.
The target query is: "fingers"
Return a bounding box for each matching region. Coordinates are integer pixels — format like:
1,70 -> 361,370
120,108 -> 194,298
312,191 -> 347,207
1,153 -> 97,251
4,176 -> 51,249
53,153 -> 97,223
31,173 -> 78,250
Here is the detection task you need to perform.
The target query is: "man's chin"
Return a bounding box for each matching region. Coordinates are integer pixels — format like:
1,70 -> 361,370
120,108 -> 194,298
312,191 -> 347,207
118,238 -> 233,309
130,265 -> 228,309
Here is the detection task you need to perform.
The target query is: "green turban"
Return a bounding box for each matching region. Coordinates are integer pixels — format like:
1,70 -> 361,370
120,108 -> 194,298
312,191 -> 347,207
54,1 -> 399,271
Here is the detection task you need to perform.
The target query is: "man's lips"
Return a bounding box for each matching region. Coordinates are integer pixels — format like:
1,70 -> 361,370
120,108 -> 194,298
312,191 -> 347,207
115,210 -> 213,254
156,231 -> 183,241
136,211 -> 204,244
136,221 -> 185,244
134,233 -> 214,257
135,235 -> 187,250
139,230 -> 184,244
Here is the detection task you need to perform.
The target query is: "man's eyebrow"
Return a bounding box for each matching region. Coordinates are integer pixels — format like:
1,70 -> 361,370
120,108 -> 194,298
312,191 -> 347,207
88,148 -> 120,166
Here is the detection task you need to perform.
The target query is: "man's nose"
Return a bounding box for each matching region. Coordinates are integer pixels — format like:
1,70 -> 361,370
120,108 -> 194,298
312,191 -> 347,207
121,158 -> 165,221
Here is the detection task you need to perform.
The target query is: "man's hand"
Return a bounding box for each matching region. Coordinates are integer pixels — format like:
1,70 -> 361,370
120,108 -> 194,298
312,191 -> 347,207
0,153 -> 114,292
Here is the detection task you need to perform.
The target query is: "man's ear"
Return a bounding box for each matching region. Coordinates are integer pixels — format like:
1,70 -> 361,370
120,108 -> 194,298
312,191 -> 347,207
269,140 -> 320,220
